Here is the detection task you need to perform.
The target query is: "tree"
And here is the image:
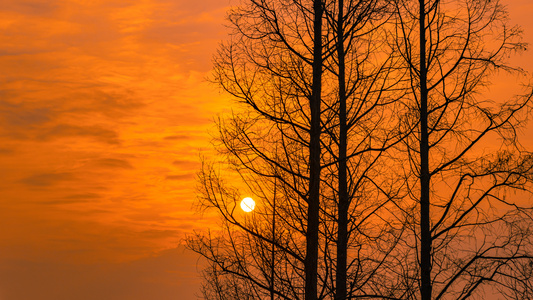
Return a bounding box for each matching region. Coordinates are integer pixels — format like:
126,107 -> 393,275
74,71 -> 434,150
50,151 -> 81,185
321,1 -> 404,298
188,0 -> 533,299
308,0 -> 325,298
188,0 -> 406,299
189,0 -> 327,298
387,0 -> 533,298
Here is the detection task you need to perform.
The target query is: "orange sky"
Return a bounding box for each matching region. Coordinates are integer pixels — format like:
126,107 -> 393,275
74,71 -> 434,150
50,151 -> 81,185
0,0 -> 531,299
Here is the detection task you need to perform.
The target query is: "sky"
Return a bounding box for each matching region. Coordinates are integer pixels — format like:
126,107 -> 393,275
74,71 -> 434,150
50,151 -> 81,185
0,0 -> 532,299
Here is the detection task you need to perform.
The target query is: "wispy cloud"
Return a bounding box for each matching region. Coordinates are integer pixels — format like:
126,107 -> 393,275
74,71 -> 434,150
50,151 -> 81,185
20,172 -> 77,187
0,0 -> 230,271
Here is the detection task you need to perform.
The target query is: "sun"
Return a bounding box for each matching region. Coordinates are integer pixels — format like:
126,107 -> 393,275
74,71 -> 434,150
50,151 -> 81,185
240,197 -> 256,212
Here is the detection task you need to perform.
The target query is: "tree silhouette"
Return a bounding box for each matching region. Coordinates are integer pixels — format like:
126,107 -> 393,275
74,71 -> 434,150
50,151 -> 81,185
321,1 -> 407,299
188,0 -> 533,299
386,0 -> 533,298
189,0 -> 327,298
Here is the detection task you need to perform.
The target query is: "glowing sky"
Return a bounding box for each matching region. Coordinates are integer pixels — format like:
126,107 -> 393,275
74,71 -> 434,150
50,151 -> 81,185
0,0 -> 531,299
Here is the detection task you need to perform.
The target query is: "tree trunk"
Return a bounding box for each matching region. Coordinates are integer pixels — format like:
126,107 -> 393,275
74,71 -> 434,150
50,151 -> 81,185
419,0 -> 432,299
305,0 -> 323,300
335,0 -> 348,299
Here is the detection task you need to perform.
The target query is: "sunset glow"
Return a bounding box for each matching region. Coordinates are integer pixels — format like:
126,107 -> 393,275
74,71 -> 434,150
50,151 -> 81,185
1,0 -> 532,299
240,197 -> 256,212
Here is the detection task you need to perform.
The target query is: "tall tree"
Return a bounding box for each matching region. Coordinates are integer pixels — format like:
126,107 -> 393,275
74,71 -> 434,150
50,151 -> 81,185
417,0 -> 431,298
389,0 -> 533,298
189,0 -> 406,298
188,0 -> 328,298
189,0 -> 533,299
307,0 -> 324,298
323,1 -> 401,298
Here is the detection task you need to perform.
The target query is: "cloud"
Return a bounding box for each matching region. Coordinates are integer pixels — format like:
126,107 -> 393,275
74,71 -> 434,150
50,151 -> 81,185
0,101 -> 53,127
0,246 -> 203,300
93,158 -> 133,169
2,106 -> 52,127
0,0 -> 60,16
42,124 -> 120,144
172,159 -> 200,168
0,147 -> 15,154
165,173 -> 194,180
20,172 -> 76,187
53,193 -> 103,204
0,0 -> 228,297
163,134 -> 192,140
37,193 -> 103,205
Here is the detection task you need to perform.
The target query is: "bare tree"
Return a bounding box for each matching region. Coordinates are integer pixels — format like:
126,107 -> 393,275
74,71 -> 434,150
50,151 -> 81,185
308,0 -> 325,298
320,1 -> 406,299
188,0 -> 407,299
189,0 -> 533,299
386,0 -> 533,298
188,0 -> 328,298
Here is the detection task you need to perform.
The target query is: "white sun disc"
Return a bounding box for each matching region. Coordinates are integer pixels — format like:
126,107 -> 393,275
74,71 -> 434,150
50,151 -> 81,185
240,197 -> 256,212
